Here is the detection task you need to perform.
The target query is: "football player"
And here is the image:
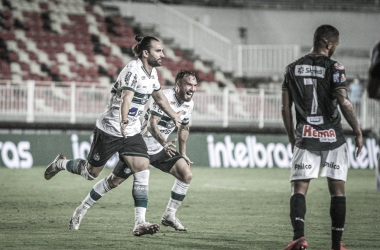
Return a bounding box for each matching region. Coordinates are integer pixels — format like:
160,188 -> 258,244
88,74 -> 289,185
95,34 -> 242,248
44,35 -> 182,236
281,25 -> 363,250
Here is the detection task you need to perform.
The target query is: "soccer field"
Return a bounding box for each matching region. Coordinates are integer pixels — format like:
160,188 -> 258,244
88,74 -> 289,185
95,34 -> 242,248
0,167 -> 379,250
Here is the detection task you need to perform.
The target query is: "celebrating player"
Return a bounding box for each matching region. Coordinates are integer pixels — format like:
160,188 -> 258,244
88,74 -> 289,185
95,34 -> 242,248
115,70 -> 197,231
70,70 -> 196,234
281,25 -> 363,250
44,35 -> 182,236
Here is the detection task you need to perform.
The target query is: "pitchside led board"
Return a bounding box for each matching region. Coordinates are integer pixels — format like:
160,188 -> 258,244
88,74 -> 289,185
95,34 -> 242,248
0,130 -> 378,170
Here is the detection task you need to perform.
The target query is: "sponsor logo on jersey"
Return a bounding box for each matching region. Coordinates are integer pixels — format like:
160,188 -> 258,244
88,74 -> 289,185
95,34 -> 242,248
333,71 -> 340,83
341,74 -> 346,83
184,104 -> 190,107
295,65 -> 325,78
151,75 -> 155,79
302,125 -> 337,142
124,72 -> 132,85
131,74 -> 137,88
170,101 -> 176,105
324,162 -> 340,169
294,163 -> 312,170
334,63 -> 345,70
307,116 -> 324,125
141,76 -> 146,80
128,107 -> 139,116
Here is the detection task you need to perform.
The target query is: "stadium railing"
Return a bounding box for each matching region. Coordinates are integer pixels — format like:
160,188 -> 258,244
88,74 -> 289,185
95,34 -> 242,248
0,80 -> 378,134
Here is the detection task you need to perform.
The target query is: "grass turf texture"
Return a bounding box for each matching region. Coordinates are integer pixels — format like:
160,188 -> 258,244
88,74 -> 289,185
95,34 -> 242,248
0,167 -> 379,250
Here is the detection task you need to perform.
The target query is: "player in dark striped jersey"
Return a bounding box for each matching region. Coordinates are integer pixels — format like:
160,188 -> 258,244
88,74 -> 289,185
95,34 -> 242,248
282,25 -> 363,250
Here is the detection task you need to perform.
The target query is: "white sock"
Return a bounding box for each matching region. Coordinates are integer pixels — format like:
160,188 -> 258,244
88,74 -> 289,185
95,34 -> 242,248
166,179 -> 190,214
82,178 -> 112,209
133,170 -> 149,224
58,159 -> 68,170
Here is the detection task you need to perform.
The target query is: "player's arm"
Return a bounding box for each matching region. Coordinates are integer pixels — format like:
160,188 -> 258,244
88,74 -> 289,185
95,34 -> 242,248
178,123 -> 192,165
147,112 -> 177,157
119,89 -> 134,139
281,90 -> 296,152
151,89 -> 182,128
334,88 -> 363,156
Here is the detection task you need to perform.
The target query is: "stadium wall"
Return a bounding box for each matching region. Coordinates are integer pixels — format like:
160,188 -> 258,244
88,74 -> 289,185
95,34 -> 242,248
0,130 -> 378,170
112,2 -> 380,50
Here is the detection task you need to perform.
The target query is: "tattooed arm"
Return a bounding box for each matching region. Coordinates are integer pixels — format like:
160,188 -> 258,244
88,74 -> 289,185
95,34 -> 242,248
334,88 -> 363,156
147,113 -> 177,157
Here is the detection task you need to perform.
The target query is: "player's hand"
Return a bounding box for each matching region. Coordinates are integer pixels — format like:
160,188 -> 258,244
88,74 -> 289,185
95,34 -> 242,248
173,110 -> 183,128
355,133 -> 363,157
163,138 -> 177,157
120,120 -> 129,139
182,155 -> 193,166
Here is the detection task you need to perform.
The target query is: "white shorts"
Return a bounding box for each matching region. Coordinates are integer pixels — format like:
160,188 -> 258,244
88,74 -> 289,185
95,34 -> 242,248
290,143 -> 348,182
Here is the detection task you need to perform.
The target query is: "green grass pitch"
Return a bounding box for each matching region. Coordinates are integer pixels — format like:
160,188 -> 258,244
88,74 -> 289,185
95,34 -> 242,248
0,167 -> 379,250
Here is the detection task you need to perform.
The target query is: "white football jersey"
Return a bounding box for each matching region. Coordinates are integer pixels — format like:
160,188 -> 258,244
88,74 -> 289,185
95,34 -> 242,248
141,88 -> 194,155
96,58 -> 161,137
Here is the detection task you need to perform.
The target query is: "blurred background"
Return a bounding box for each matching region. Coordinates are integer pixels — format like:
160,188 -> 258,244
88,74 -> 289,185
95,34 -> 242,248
0,0 -> 379,170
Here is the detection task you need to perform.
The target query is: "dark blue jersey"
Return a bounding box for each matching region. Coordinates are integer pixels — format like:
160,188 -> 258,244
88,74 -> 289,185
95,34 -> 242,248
282,54 -> 347,151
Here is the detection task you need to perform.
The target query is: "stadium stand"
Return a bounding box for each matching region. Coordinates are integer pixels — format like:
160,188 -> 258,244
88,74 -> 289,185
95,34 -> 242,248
0,0 -> 224,89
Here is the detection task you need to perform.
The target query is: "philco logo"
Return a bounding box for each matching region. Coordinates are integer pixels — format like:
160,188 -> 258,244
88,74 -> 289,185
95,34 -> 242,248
324,162 -> 340,169
295,65 -> 325,78
302,125 -> 336,142
294,163 -> 312,170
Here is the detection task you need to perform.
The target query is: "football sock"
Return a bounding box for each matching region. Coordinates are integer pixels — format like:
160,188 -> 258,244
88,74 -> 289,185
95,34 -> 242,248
58,159 -> 68,170
66,159 -> 96,180
290,193 -> 306,240
132,170 -> 149,224
82,177 -> 112,209
330,196 -> 346,250
165,179 -> 190,214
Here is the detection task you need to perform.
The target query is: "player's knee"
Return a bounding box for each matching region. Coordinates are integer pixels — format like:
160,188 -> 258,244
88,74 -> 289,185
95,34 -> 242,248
182,170 -> 193,184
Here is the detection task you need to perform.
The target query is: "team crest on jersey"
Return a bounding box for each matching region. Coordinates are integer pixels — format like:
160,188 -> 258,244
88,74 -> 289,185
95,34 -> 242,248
167,120 -> 175,128
302,125 -> 337,142
93,153 -> 100,161
333,71 -> 340,83
334,63 -> 345,70
341,74 -> 346,83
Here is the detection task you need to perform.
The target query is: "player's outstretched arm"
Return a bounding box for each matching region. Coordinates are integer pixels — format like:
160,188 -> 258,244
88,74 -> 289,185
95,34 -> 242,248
178,124 -> 192,165
120,89 -> 134,139
281,90 -> 296,152
334,88 -> 363,156
147,113 -> 177,157
151,89 -> 183,127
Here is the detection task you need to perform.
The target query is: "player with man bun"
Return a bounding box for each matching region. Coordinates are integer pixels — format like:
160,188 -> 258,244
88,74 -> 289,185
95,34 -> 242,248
44,35 -> 182,236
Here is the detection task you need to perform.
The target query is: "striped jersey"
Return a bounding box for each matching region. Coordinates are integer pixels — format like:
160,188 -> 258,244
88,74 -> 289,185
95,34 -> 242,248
141,88 -> 194,155
96,58 -> 161,137
282,54 -> 347,151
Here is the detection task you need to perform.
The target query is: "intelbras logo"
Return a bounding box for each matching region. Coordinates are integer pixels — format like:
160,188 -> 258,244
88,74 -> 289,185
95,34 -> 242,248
295,65 -> 325,78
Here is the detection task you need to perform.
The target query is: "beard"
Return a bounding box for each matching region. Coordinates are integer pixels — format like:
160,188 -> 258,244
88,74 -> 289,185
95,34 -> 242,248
147,56 -> 161,67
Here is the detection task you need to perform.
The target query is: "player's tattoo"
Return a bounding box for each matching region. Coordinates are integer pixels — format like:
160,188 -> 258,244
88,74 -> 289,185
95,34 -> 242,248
334,88 -> 360,131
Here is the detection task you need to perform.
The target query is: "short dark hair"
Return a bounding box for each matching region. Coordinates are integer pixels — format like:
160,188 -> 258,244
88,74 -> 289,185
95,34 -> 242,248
175,70 -> 196,84
313,25 -> 339,48
132,35 -> 159,58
